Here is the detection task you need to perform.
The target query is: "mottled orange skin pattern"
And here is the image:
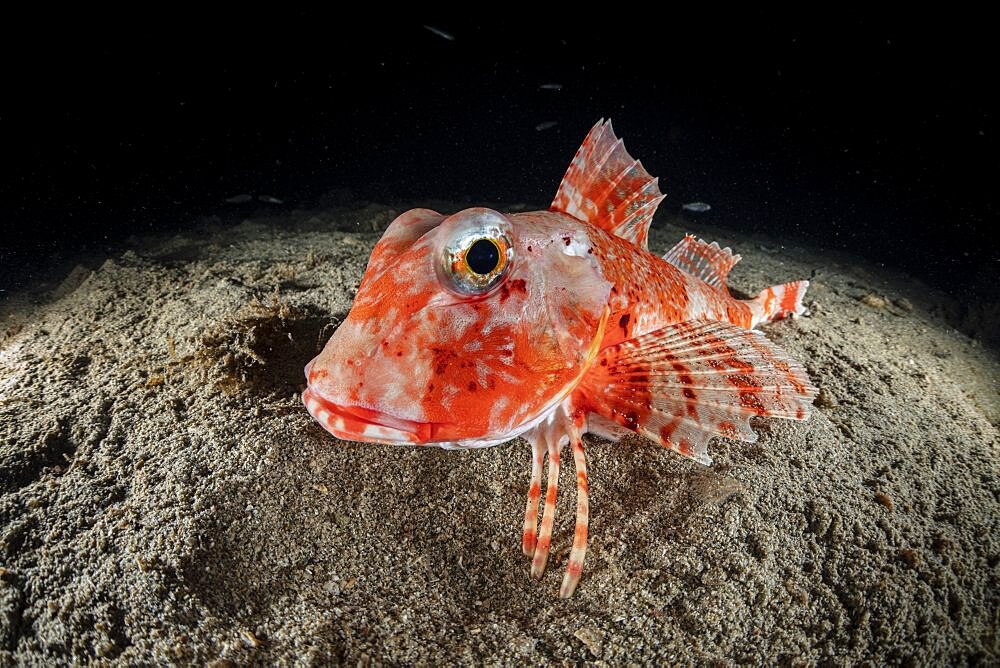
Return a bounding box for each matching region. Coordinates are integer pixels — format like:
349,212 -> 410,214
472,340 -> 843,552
580,220 -> 756,350
303,120 -> 817,597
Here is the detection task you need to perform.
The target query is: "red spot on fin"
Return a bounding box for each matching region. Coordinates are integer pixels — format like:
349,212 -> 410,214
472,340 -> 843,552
550,119 -> 664,250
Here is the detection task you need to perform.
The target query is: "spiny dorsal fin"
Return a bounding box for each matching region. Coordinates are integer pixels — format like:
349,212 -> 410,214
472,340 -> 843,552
577,320 -> 818,465
663,235 -> 741,291
551,119 -> 664,250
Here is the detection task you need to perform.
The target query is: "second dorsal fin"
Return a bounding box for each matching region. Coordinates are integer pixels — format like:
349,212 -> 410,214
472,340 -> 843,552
550,119 -> 664,250
663,235 -> 741,291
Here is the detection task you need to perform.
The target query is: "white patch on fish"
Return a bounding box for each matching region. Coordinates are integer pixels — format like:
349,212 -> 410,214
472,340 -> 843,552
489,395 -> 510,429
561,234 -> 591,258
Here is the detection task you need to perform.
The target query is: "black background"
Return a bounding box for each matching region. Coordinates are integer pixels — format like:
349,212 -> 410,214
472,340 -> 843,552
1,12 -> 995,302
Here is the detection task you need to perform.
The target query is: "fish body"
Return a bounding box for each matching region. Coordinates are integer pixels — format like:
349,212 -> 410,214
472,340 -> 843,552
304,120 -> 817,596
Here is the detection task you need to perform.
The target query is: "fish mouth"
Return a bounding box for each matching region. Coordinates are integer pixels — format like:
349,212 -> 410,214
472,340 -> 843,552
302,387 -> 435,443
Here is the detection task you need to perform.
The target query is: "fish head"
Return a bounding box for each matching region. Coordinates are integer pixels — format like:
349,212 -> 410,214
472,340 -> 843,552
303,206 -> 612,446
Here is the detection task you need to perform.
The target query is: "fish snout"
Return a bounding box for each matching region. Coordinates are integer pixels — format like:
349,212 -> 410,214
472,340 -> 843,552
302,386 -> 435,444
303,318 -> 440,444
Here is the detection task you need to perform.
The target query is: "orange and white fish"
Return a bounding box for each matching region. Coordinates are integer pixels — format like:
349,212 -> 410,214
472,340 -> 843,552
303,120 -> 818,597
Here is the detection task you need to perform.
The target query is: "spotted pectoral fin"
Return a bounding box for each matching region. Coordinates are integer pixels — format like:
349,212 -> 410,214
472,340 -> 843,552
577,320 -> 818,465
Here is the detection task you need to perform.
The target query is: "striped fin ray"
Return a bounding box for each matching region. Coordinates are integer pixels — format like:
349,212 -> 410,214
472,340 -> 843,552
550,119 -> 664,250
578,320 -> 818,465
663,235 -> 741,291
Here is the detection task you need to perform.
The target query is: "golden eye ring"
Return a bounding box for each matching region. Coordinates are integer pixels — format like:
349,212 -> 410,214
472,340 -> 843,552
464,238 -> 502,275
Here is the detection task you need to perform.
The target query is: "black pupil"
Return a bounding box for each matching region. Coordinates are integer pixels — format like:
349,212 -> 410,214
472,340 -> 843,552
466,238 -> 500,275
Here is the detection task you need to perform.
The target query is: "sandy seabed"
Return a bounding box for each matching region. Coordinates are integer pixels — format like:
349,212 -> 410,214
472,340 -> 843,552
1,203 -> 997,664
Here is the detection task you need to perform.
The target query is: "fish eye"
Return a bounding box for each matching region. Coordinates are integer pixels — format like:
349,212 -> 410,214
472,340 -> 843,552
465,238 -> 501,275
443,234 -> 511,295
436,210 -> 514,297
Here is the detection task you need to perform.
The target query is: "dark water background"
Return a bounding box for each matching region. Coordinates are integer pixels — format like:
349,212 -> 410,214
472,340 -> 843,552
1,13 -> 995,307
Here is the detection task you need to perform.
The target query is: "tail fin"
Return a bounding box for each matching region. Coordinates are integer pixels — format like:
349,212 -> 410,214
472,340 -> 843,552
748,280 -> 809,326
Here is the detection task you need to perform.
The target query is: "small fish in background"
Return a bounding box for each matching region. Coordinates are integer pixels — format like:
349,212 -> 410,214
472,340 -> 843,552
423,24 -> 455,41
304,119 -> 817,597
259,195 -> 284,204
224,194 -> 253,204
535,121 -> 558,132
682,201 -> 712,213
538,83 -> 563,91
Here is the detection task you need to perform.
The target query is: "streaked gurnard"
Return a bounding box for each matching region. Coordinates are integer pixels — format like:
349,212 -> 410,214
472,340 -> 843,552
303,120 -> 818,597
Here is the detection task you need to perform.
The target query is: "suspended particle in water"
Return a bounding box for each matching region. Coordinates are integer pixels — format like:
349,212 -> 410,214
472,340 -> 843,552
423,25 -> 455,41
682,201 -> 711,213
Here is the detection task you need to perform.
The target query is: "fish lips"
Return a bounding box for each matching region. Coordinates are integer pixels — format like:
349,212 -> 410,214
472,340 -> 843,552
302,386 -> 435,444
